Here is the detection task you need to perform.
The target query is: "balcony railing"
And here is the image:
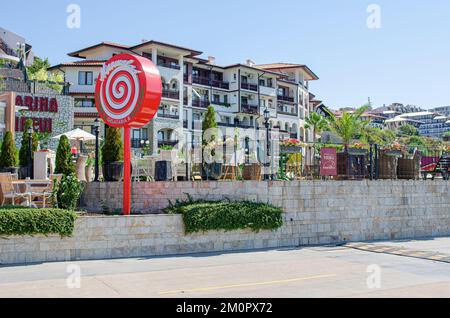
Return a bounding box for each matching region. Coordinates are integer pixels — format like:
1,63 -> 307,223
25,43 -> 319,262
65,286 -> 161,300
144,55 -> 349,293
192,99 -> 210,108
157,112 -> 179,120
157,61 -> 181,70
241,104 -> 259,115
192,76 -> 230,89
277,105 -> 298,116
162,89 -> 180,99
131,139 -> 146,149
158,140 -> 179,147
278,95 -> 295,103
241,83 -> 258,92
211,100 -> 231,107
218,122 -> 255,129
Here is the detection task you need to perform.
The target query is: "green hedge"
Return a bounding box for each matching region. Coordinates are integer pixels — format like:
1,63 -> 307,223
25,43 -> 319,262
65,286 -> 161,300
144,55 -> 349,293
165,197 -> 283,234
0,208 -> 77,237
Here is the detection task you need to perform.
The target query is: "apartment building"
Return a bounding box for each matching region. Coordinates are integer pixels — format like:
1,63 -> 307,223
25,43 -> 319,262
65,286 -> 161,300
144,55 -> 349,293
49,40 -> 319,162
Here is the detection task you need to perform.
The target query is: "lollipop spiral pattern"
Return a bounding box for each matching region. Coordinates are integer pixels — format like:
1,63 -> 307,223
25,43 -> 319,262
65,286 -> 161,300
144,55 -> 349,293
98,60 -> 142,121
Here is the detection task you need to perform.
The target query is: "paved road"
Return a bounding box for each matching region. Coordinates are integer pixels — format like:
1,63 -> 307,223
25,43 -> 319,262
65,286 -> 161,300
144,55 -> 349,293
1,237 -> 450,298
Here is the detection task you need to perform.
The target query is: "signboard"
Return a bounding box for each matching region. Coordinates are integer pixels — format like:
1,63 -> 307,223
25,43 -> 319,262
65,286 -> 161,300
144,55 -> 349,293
320,148 -> 337,176
95,54 -> 162,215
15,95 -> 58,133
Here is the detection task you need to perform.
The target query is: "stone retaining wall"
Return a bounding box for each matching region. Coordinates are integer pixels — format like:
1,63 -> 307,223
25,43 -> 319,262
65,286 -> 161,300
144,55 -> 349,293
1,180 -> 449,265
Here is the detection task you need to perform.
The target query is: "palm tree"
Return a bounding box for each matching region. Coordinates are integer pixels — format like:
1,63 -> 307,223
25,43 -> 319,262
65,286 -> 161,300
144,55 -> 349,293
305,112 -> 328,144
324,105 -> 370,150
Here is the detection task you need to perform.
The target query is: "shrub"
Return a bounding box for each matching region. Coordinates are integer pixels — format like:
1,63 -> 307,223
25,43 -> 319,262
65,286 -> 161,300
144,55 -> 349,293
0,131 -> 18,168
19,119 -> 38,167
0,208 -> 77,237
55,174 -> 84,210
102,126 -> 123,163
165,195 -> 283,234
54,135 -> 75,175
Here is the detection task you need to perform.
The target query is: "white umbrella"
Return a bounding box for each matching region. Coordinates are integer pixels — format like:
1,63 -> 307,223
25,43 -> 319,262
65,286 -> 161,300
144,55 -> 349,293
53,128 -> 100,141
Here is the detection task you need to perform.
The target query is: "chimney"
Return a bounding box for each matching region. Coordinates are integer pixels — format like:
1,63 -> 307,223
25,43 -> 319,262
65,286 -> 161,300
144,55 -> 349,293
141,39 -> 148,43
207,56 -> 216,65
246,59 -> 256,67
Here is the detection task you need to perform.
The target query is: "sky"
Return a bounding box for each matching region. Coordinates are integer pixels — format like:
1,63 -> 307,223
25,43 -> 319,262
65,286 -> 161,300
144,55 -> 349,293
1,0 -> 449,109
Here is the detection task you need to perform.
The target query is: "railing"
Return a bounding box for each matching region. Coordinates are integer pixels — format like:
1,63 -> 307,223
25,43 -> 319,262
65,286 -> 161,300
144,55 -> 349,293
131,139 -> 146,148
277,104 -> 298,116
241,104 -> 259,115
158,140 -> 179,147
241,83 -> 258,91
157,61 -> 181,70
212,100 -> 231,107
192,99 -> 210,108
278,95 -> 295,103
290,133 -> 298,139
218,122 -> 255,129
162,89 -> 180,99
192,76 -> 230,89
157,112 -> 179,120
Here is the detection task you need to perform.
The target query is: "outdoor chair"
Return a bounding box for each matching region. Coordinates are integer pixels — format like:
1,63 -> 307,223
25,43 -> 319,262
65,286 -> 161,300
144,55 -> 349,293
31,174 -> 63,208
0,173 -> 30,206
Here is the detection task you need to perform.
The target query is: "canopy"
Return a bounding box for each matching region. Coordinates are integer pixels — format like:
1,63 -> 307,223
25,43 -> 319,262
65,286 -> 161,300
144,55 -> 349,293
52,128 -> 99,141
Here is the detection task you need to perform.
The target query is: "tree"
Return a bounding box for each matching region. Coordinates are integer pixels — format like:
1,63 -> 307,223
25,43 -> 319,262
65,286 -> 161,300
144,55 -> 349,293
324,105 -> 370,149
19,119 -> 38,167
202,106 -> 218,147
305,112 -> 328,143
361,127 -> 396,146
397,124 -> 419,137
27,56 -> 64,91
54,135 -> 75,176
0,131 -> 18,168
101,126 -> 123,163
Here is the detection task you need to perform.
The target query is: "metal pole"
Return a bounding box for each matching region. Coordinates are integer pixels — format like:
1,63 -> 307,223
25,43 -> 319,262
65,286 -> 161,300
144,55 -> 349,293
374,144 -> 379,180
369,144 -> 373,180
94,127 -> 100,182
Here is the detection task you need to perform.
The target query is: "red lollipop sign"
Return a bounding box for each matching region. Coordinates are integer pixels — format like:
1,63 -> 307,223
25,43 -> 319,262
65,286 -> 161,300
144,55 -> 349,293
95,54 -> 162,128
95,54 -> 162,215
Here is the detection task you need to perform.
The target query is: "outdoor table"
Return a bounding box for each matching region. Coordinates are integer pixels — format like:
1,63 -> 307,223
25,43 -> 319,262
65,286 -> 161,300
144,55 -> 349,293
12,180 -> 52,207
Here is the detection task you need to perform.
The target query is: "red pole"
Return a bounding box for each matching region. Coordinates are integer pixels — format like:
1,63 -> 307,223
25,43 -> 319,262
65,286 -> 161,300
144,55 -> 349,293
123,127 -> 131,216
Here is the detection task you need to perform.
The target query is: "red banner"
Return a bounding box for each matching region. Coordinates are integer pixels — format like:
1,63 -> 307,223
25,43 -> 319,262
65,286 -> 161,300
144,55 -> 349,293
320,148 -> 337,176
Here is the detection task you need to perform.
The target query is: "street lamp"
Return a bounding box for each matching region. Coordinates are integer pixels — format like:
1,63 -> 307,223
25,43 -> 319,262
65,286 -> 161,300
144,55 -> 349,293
93,118 -> 101,182
27,126 -> 33,179
263,108 -> 271,180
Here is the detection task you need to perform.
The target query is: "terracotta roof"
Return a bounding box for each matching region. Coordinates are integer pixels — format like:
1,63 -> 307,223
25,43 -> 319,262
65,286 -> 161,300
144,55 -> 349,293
130,40 -> 202,57
48,60 -> 105,70
68,42 -> 130,58
255,63 -> 319,80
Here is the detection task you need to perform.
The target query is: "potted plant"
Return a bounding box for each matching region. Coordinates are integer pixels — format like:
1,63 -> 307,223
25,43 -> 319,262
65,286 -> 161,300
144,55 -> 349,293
383,142 -> 406,157
159,145 -> 177,161
201,106 -> 222,180
280,138 -> 306,154
101,127 -> 123,181
54,135 -> 75,176
0,131 -> 19,174
347,142 -> 369,155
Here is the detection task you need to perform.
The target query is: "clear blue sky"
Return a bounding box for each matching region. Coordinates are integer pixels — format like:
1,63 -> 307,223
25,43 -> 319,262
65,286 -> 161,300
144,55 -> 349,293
1,0 -> 449,109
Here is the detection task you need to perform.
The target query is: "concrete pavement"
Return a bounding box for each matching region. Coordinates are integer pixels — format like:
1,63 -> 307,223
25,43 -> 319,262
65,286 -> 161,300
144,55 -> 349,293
1,237 -> 450,298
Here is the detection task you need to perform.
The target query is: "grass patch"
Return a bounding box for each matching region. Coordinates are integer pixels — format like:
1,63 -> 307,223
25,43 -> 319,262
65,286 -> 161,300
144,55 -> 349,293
165,195 -> 283,234
0,208 -> 78,237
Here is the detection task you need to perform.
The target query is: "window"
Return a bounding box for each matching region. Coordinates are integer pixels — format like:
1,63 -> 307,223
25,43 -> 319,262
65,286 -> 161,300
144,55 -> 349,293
223,95 -> 228,104
75,99 -> 95,108
213,94 -> 220,103
259,79 -> 265,86
267,78 -> 273,88
78,71 -> 93,85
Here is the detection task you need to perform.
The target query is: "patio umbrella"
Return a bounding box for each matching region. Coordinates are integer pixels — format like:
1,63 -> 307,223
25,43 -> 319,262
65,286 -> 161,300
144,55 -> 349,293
52,128 -> 98,142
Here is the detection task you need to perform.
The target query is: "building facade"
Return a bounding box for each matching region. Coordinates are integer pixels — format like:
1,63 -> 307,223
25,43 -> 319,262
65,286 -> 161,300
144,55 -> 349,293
50,41 -> 319,164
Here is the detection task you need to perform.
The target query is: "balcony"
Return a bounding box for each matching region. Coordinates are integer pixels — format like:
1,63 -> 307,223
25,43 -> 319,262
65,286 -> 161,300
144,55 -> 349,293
157,112 -> 179,120
241,104 -> 259,115
192,99 -> 210,108
278,95 -> 295,103
192,76 -> 230,90
241,83 -> 258,92
277,104 -> 298,117
158,140 -> 179,147
162,89 -> 180,100
211,100 -> 231,107
218,122 -> 254,129
157,61 -> 181,70
131,139 -> 147,148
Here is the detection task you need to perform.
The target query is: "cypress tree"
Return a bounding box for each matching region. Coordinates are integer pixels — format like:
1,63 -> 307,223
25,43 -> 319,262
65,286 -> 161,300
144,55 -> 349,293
202,106 -> 218,147
19,119 -> 38,167
101,126 -> 123,163
54,135 -> 75,176
0,131 -> 18,168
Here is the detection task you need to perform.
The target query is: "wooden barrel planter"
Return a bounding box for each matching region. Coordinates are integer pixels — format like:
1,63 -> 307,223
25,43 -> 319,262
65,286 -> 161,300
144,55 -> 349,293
242,163 -> 262,181
397,154 -> 421,180
337,152 -> 367,180
378,151 -> 400,179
